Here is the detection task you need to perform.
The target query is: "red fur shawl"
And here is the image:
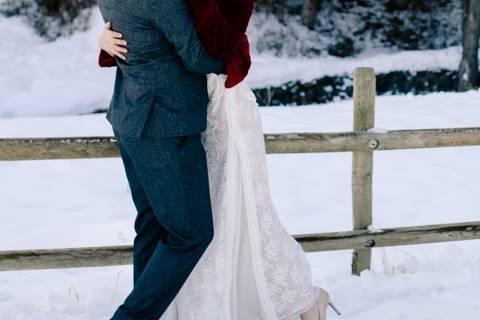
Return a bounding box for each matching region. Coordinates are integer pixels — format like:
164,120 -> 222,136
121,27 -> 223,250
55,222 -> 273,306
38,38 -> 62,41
99,0 -> 255,88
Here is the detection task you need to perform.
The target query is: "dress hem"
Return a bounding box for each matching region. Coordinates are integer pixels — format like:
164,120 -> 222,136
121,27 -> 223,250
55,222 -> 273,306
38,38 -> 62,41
280,287 -> 320,320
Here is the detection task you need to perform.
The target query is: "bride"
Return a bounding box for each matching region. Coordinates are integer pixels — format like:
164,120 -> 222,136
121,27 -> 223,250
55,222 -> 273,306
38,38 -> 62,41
97,1 -> 340,319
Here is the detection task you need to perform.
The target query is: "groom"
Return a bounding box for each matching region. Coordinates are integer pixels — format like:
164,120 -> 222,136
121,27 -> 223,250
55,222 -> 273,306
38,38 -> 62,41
97,0 -> 226,319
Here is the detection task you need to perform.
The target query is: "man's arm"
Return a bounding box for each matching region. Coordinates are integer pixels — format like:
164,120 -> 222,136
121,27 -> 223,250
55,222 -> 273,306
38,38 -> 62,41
146,0 -> 226,75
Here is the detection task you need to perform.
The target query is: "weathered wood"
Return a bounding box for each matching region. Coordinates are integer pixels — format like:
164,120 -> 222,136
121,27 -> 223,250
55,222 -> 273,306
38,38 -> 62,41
266,127 -> 480,153
0,137 -> 120,161
351,67 -> 376,275
0,245 -> 132,271
297,220 -> 480,252
1,127 -> 480,161
2,221 -> 479,271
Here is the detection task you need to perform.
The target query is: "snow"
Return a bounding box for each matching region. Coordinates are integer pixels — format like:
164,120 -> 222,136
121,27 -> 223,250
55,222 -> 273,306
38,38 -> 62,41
248,47 -> 463,88
0,9 -> 468,118
1,5 -> 480,319
0,12 -> 115,118
1,91 -> 480,319
366,225 -> 384,233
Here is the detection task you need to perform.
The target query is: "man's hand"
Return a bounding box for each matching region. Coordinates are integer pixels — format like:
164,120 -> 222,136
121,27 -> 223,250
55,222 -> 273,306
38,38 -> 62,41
97,21 -> 128,61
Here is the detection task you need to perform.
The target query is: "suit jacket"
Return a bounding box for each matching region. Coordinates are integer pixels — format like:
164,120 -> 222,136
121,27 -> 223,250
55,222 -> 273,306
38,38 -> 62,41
97,0 -> 226,138
99,0 -> 254,88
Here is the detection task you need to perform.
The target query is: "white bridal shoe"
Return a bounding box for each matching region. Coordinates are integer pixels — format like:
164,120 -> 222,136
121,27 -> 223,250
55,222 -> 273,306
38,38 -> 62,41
300,287 -> 341,320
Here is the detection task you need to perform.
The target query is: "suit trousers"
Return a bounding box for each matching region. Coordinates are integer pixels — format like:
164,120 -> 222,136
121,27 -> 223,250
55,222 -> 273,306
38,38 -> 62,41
111,129 -> 214,320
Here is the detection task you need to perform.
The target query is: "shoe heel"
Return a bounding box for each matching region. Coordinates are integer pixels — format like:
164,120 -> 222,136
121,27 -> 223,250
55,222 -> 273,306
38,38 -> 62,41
328,301 -> 341,316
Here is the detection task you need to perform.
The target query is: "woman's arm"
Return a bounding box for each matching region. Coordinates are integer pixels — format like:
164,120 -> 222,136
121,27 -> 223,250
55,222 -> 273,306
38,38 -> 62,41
187,0 -> 255,88
98,49 -> 116,67
216,0 -> 255,33
97,21 -> 127,67
97,0 -> 255,67
185,0 -> 245,59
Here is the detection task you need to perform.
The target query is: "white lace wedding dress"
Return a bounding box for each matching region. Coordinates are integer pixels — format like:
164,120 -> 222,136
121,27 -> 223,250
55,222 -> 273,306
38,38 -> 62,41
160,74 -> 318,320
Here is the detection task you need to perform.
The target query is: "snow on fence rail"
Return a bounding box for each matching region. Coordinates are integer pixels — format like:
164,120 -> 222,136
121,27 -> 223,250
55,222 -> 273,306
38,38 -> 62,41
1,68 -> 479,275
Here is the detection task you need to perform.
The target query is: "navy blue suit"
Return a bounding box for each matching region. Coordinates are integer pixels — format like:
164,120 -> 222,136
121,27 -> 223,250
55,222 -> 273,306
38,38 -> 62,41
97,0 -> 226,319
98,0 -> 225,139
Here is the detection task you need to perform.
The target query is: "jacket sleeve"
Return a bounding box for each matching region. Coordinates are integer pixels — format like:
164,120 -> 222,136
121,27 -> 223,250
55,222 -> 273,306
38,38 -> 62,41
98,49 -> 117,67
146,0 -> 226,75
217,0 -> 255,33
185,0 -> 243,59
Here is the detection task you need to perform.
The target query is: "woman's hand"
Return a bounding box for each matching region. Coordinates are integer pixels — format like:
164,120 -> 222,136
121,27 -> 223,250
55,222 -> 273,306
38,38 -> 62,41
97,21 -> 128,61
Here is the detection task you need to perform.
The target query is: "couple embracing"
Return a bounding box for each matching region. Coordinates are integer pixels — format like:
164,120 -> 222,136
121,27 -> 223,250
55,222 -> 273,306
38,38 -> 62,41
96,0 -> 340,319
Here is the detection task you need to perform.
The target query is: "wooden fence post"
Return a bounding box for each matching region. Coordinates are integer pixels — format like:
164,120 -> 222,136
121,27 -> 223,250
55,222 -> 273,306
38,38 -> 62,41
351,67 -> 376,275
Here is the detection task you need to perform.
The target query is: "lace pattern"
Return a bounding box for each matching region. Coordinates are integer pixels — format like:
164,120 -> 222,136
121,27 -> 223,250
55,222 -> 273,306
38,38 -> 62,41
160,74 -> 316,320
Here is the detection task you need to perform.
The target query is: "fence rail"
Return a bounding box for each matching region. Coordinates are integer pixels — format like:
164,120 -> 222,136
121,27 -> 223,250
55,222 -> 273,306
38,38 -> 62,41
2,220 -> 479,272
1,67 -> 479,275
1,127 -> 479,161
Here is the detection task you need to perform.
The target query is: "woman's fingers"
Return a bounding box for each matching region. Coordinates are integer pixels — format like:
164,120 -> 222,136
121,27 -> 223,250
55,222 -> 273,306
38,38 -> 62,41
107,29 -> 124,39
106,47 -> 127,61
110,44 -> 127,60
113,45 -> 128,54
107,48 -> 125,60
114,51 -> 127,61
99,20 -> 127,60
104,21 -> 123,39
113,38 -> 128,46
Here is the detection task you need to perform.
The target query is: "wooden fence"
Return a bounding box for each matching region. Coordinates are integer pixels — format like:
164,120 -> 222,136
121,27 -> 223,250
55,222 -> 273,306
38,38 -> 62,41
1,67 -> 479,275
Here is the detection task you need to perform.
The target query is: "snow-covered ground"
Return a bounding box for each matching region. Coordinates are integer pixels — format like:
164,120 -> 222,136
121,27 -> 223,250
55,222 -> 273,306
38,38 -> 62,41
1,4 -> 480,319
0,8 -> 468,118
1,91 -> 479,319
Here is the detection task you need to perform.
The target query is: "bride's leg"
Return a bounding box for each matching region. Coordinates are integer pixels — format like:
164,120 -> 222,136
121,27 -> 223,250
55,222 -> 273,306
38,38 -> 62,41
301,287 -> 341,320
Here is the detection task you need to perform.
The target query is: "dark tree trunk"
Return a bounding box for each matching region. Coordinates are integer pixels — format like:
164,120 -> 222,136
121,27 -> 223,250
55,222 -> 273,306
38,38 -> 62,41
255,0 -> 287,18
301,0 -> 321,29
44,0 -> 60,14
37,0 -> 61,16
35,0 -> 95,16
459,0 -> 480,91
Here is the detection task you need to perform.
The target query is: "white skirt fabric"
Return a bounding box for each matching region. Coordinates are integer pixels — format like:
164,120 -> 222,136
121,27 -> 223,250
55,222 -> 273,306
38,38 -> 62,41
160,73 -> 317,320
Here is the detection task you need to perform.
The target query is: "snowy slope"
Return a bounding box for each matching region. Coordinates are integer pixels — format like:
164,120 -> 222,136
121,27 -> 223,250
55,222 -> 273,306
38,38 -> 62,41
0,9 -> 469,118
0,91 -> 479,319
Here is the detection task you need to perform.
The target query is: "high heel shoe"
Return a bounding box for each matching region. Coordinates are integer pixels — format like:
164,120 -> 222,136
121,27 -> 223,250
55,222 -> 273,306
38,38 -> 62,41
300,286 -> 341,320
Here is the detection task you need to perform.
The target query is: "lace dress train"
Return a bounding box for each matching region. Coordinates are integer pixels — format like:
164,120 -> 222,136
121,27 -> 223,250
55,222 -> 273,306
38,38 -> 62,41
160,74 -> 317,320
